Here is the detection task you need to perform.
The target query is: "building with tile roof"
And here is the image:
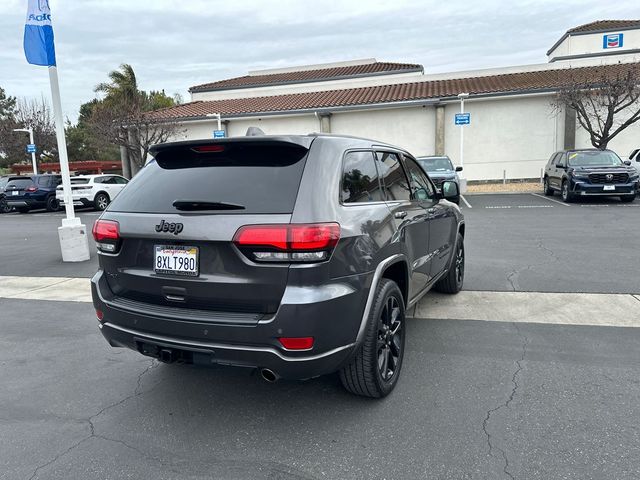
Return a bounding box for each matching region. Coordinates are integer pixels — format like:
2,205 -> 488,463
144,21 -> 640,181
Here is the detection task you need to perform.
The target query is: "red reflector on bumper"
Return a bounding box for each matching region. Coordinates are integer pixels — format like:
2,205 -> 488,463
96,309 -> 104,322
278,337 -> 314,350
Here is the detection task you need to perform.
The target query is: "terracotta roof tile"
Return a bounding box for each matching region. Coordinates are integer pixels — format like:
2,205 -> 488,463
189,62 -> 423,92
567,20 -> 640,34
152,62 -> 640,121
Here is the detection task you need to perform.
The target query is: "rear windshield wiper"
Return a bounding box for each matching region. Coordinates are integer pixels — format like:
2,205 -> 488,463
172,200 -> 245,211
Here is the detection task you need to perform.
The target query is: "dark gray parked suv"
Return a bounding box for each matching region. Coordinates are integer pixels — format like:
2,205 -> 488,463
91,134 -> 465,398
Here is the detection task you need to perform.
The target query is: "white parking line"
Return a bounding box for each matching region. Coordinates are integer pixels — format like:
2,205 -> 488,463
460,195 -> 472,208
530,193 -> 570,207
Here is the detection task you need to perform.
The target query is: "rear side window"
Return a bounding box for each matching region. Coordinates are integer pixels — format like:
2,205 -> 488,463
376,152 -> 411,201
556,154 -> 567,168
109,142 -> 309,214
341,151 -> 383,204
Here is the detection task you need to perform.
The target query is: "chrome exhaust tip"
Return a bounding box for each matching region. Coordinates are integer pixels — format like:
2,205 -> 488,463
260,368 -> 279,383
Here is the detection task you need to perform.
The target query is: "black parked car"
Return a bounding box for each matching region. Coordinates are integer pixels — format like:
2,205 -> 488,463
543,149 -> 639,203
416,155 -> 463,204
4,174 -> 62,213
91,134 -> 465,398
0,175 -> 13,213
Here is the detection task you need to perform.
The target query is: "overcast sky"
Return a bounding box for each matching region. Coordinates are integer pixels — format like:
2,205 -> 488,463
0,0 -> 638,122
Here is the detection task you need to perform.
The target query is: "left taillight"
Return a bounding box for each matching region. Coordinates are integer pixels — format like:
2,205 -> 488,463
92,219 -> 120,253
233,223 -> 340,263
25,186 -> 37,193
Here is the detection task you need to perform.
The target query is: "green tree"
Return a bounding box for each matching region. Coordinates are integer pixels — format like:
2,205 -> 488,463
65,99 -> 119,162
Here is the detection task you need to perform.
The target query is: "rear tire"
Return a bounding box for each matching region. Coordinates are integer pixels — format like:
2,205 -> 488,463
94,192 -> 110,211
620,195 -> 636,203
543,177 -> 554,196
435,233 -> 464,294
46,196 -> 60,212
0,198 -> 11,214
339,279 -> 406,398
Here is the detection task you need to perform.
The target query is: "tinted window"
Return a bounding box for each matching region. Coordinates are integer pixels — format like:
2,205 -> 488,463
341,151 -> 383,204
93,176 -> 107,184
109,142 -> 309,214
403,157 -> 435,200
376,152 -> 411,201
6,178 -> 34,189
548,153 -> 560,166
556,154 -> 567,168
37,177 -> 50,186
70,177 -> 90,185
113,176 -> 128,184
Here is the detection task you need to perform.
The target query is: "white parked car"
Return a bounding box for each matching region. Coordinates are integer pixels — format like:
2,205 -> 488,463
56,174 -> 129,211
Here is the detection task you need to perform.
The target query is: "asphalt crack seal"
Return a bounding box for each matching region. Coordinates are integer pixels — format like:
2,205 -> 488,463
482,323 -> 528,480
27,360 -> 158,479
505,237 -> 560,291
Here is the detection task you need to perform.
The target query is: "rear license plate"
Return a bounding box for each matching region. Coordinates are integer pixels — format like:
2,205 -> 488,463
154,245 -> 199,277
11,191 -> 18,196
603,185 -> 615,191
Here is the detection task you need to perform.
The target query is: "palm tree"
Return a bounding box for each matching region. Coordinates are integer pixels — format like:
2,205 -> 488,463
95,64 -> 140,107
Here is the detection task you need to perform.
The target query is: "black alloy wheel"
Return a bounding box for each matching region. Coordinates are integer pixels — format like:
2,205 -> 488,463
377,295 -> 403,382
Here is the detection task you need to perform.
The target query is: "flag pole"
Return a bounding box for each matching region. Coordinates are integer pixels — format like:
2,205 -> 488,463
48,65 -> 76,222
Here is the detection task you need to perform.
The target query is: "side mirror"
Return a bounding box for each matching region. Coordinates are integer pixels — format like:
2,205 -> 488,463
441,180 -> 459,201
455,166 -> 463,172
623,160 -> 632,166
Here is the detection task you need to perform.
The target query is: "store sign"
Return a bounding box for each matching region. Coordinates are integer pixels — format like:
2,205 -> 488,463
603,33 -> 623,49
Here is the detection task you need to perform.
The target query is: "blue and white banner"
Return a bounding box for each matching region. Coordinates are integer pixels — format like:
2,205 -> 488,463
23,0 -> 56,66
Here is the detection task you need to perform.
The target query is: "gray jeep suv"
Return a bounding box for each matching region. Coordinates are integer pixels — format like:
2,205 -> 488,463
91,134 -> 465,398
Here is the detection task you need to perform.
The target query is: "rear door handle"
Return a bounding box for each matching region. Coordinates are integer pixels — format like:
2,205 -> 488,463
394,211 -> 407,219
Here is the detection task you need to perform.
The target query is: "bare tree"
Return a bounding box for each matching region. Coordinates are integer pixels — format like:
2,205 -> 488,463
0,96 -> 57,168
555,65 -> 640,150
90,102 -> 181,171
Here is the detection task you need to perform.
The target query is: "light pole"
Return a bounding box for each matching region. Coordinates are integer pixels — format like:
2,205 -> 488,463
13,127 -> 37,174
457,93 -> 469,194
207,113 -> 222,132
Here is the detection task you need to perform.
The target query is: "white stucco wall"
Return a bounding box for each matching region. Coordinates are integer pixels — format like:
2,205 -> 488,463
443,95 -> 560,180
169,92 -> 638,182
330,106 -> 435,156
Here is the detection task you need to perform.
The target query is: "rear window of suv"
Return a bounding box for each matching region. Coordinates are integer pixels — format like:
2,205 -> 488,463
6,178 -> 34,189
108,141 -> 310,214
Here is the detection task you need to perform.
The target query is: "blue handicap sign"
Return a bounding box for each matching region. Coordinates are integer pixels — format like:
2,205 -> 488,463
213,130 -> 226,138
455,113 -> 470,125
26,144 -> 37,153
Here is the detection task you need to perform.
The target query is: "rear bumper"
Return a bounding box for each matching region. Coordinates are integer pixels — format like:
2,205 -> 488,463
91,269 -> 371,379
6,198 -> 44,208
57,195 -> 93,207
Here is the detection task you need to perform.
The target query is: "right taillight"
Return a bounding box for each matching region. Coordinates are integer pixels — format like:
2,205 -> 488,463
92,219 -> 120,253
233,223 -> 340,263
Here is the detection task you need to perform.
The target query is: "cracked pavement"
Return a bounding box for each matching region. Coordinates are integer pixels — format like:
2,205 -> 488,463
3,298 -> 640,479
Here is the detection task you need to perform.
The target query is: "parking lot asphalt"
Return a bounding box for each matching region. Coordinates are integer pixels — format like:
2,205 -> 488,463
3,297 -> 640,480
1,193 -> 638,294
461,193 -> 640,294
